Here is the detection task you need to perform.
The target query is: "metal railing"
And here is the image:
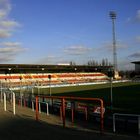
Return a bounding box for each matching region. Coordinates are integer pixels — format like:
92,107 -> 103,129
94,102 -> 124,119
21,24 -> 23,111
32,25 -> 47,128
113,113 -> 140,135
35,95 -> 104,134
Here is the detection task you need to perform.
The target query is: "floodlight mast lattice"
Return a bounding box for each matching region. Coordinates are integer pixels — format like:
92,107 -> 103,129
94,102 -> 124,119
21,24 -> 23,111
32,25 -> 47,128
109,11 -> 117,72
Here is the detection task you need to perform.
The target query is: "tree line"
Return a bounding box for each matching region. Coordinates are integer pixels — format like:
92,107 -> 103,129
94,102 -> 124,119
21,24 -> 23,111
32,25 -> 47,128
70,58 -> 112,66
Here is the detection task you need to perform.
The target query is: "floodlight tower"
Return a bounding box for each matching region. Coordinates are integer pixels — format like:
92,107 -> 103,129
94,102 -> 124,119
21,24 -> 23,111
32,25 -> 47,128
109,11 -> 117,71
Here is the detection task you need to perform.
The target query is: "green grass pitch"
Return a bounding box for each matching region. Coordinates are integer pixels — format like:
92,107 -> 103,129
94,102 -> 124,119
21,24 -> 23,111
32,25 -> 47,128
23,81 -> 140,114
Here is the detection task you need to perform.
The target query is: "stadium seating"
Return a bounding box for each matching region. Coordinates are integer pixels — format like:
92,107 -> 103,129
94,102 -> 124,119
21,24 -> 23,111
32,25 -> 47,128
0,72 -> 109,87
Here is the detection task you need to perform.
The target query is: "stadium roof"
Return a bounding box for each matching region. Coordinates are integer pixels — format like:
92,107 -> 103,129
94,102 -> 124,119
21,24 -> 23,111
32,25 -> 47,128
131,61 -> 140,64
0,64 -> 112,74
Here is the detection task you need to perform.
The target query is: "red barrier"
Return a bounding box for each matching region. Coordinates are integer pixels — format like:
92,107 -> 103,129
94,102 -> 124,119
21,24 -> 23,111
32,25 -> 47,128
35,96 -> 104,134
36,96 -> 39,121
61,98 -> 66,128
71,104 -> 74,123
77,103 -> 88,121
60,107 -> 62,120
24,99 -> 26,107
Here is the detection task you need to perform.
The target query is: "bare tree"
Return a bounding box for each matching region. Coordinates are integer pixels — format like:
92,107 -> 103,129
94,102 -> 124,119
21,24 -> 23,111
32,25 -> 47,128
70,61 -> 76,66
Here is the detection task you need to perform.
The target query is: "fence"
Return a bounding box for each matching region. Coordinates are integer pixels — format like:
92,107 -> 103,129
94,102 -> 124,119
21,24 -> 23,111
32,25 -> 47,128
35,95 -> 104,134
1,92 -> 16,115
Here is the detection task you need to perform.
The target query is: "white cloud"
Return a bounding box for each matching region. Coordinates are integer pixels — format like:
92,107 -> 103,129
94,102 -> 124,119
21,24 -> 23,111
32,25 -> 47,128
0,42 -> 21,47
101,41 -> 128,52
128,52 -> 140,58
0,10 -> 7,18
36,55 -> 59,64
0,42 -> 27,62
0,0 -> 20,39
0,47 -> 22,53
36,55 -> 75,65
135,10 -> 140,22
0,29 -> 11,37
127,9 -> 140,23
0,42 -> 26,53
0,0 -> 11,19
64,45 -> 92,55
0,20 -> 20,28
0,1 -> 25,63
0,55 -> 14,62
135,36 -> 140,43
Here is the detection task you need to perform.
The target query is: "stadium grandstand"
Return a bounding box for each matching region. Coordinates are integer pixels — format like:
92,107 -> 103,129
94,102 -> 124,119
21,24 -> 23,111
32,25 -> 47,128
132,61 -> 140,72
131,61 -> 140,81
0,64 -> 112,88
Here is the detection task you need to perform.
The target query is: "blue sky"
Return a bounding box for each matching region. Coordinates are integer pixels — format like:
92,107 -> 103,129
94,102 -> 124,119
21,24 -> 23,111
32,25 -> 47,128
0,0 -> 140,70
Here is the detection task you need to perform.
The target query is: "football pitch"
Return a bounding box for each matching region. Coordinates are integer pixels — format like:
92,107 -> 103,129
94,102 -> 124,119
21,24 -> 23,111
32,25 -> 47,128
32,81 -> 140,114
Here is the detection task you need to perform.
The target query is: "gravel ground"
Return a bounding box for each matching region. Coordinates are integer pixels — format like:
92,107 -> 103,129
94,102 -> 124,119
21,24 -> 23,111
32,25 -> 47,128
0,103 -> 139,140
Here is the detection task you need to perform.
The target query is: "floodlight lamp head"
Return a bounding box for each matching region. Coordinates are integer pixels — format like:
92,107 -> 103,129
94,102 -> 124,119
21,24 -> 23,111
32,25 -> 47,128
8,68 -> 12,71
109,11 -> 116,19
